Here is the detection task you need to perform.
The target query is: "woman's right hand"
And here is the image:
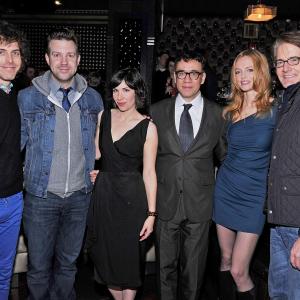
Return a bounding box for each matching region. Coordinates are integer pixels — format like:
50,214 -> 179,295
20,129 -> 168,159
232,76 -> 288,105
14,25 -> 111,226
139,216 -> 155,241
90,170 -> 99,184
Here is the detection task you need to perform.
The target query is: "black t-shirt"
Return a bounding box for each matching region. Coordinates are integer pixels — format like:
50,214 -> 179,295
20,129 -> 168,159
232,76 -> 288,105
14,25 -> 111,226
0,88 -> 23,197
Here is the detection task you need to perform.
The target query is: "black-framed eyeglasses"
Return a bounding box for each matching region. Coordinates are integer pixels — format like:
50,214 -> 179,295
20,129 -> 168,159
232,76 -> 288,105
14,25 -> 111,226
175,71 -> 203,80
274,56 -> 300,68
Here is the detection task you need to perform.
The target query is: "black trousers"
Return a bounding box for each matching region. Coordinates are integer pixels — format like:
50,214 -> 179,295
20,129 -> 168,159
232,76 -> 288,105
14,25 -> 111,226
155,199 -> 210,300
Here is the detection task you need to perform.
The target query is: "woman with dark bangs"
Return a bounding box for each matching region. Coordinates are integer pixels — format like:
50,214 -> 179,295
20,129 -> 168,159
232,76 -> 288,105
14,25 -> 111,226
87,68 -> 158,300
213,49 -> 276,300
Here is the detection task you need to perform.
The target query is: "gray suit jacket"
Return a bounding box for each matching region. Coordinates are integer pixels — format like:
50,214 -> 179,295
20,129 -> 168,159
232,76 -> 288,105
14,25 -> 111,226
151,97 -> 227,222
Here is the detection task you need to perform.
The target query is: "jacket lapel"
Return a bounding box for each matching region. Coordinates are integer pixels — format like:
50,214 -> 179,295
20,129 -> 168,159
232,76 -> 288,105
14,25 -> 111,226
164,99 -> 183,154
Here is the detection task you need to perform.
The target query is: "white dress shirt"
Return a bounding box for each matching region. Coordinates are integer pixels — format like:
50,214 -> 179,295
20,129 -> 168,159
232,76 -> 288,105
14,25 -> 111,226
175,93 -> 204,138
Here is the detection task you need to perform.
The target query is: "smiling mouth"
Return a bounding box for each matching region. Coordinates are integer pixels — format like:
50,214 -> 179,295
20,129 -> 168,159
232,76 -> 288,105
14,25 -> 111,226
0,66 -> 17,69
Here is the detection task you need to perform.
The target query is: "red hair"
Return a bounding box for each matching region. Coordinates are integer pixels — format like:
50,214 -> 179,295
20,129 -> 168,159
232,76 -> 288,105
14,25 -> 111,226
224,49 -> 272,121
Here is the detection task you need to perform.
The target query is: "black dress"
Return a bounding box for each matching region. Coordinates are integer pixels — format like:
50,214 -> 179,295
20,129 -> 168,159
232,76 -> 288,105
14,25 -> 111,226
87,109 -> 149,288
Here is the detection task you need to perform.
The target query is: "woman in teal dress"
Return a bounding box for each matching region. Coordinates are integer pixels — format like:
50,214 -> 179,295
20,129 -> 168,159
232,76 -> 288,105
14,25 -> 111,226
213,49 -> 276,300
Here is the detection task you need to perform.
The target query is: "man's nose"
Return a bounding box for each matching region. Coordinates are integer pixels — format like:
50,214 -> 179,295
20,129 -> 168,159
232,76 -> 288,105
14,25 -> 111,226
6,52 -> 13,63
183,73 -> 192,82
61,55 -> 68,64
282,61 -> 291,72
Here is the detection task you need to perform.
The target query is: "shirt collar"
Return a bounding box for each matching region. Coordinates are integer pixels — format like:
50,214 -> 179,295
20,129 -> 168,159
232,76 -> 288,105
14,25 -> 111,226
0,82 -> 13,94
48,74 -> 75,95
175,92 -> 203,109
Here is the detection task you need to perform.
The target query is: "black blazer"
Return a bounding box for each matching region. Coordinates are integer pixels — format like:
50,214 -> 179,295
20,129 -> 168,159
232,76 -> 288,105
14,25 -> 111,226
151,97 -> 227,222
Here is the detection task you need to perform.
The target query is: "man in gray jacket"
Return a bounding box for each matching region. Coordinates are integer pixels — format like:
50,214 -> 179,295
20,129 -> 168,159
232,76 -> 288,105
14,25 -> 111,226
18,28 -> 103,300
151,50 -> 226,300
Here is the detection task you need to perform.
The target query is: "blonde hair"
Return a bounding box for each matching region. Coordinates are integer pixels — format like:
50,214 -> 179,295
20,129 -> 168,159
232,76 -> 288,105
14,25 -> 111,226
224,49 -> 272,121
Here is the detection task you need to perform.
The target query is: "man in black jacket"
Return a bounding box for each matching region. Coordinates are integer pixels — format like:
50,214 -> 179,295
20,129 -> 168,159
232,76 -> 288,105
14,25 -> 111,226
267,31 -> 300,299
151,51 -> 226,300
0,21 -> 28,299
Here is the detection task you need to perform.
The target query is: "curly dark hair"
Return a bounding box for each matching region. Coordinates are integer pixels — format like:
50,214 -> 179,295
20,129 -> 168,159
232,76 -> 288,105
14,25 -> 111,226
0,21 -> 30,70
110,68 -> 148,110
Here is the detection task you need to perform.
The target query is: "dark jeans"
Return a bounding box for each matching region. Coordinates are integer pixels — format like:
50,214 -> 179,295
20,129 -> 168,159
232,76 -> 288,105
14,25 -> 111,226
23,190 -> 90,300
269,226 -> 300,300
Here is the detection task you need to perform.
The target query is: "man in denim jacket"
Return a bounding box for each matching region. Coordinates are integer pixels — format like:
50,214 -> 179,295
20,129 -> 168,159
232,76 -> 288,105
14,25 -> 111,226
18,28 -> 103,300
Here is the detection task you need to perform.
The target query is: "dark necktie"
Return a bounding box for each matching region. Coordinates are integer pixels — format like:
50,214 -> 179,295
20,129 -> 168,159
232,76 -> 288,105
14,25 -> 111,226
179,104 -> 194,152
60,88 -> 71,112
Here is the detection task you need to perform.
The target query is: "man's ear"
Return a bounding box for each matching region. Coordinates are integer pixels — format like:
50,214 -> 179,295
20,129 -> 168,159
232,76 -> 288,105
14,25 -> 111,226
45,53 -> 50,66
201,72 -> 206,85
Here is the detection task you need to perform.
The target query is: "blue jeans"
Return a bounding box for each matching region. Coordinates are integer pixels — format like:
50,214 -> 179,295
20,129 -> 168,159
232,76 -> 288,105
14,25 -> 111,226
269,226 -> 300,300
0,192 -> 23,300
23,190 -> 90,300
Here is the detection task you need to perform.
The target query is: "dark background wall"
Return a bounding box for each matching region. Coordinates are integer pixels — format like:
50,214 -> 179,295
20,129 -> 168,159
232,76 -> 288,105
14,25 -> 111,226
1,0 -> 300,99
156,16 -> 300,88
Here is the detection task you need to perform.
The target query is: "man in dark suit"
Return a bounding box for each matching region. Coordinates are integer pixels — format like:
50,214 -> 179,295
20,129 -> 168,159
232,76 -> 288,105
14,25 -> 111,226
151,50 -> 227,300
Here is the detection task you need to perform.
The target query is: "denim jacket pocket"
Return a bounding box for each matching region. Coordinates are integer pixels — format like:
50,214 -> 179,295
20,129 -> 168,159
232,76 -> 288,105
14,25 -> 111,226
24,112 -> 46,143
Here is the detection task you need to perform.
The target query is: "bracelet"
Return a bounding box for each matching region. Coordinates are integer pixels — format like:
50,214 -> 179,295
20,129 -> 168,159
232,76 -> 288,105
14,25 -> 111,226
147,211 -> 158,217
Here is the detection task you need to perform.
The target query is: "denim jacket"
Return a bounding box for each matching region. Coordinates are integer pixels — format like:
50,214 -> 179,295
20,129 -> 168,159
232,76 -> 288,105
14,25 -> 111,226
18,71 -> 103,198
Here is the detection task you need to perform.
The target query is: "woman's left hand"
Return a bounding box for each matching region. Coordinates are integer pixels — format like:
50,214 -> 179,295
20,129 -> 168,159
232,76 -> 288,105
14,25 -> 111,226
90,170 -> 99,184
139,216 -> 155,241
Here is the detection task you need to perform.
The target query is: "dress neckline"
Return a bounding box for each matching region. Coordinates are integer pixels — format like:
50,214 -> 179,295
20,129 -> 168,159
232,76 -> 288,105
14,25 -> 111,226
110,111 -> 148,144
232,113 -> 256,124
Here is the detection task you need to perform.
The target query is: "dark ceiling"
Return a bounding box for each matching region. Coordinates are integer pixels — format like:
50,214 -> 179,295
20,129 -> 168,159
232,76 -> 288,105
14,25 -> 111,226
164,0 -> 298,19
0,0 -> 298,19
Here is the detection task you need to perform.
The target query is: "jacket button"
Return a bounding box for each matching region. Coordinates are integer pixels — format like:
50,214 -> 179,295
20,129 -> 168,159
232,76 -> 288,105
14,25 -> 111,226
269,210 -> 273,214
179,190 -> 183,194
270,182 -> 273,186
283,186 -> 287,190
273,155 -> 277,159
